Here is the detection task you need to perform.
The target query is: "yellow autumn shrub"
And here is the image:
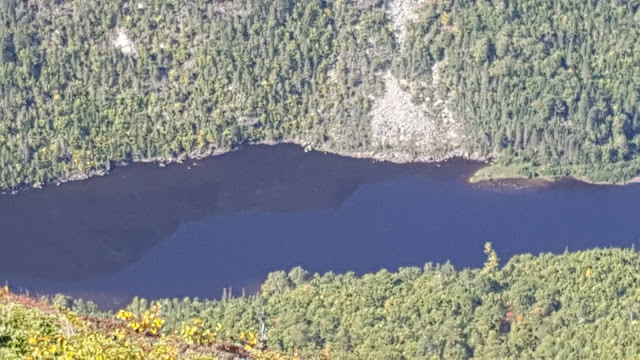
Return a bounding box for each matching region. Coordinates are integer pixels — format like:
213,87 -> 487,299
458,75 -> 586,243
1,286 -> 295,359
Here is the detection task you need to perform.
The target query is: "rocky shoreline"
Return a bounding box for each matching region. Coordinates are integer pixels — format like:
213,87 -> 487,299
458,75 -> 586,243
2,140 -> 639,195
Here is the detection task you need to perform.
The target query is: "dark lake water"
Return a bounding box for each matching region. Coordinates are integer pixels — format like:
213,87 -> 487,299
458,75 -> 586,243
1,144 -> 640,308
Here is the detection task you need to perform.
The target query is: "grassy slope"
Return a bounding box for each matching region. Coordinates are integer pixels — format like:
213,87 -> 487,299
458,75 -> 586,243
0,287 -> 291,360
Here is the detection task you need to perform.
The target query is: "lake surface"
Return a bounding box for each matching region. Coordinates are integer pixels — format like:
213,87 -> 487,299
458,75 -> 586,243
1,144 -> 639,308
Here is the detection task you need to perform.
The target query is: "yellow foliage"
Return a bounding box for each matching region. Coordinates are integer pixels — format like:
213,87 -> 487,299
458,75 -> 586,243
180,318 -> 220,345
239,330 -> 258,350
197,129 -> 207,149
0,287 -> 293,360
116,309 -> 134,321
116,302 -> 164,335
441,12 -> 451,25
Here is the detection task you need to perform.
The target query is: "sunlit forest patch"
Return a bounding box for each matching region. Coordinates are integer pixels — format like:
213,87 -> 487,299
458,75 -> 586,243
1,0 -> 639,191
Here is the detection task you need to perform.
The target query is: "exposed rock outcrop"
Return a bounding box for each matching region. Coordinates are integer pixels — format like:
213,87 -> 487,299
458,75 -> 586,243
112,28 -> 137,56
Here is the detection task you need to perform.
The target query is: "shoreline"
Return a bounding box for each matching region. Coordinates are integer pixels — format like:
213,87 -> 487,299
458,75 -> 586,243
468,162 -> 640,188
469,174 -> 640,189
1,139 -> 494,195
1,141 -> 638,195
571,175 -> 640,186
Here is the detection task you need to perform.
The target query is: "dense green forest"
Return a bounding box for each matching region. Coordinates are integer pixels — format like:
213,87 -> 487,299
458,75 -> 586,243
1,0 -> 640,189
397,0 -> 640,182
53,247 -> 640,359
0,0 -> 392,190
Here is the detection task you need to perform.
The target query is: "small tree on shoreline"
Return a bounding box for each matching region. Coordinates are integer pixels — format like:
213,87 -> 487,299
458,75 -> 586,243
481,242 -> 499,275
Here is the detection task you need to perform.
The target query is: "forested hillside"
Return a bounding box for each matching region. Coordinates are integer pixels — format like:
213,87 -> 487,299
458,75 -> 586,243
57,246 -> 640,359
397,0 -> 640,181
0,0 -> 393,190
1,0 -> 640,189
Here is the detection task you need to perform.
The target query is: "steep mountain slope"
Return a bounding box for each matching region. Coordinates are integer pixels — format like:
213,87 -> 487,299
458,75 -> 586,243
1,0 -> 639,190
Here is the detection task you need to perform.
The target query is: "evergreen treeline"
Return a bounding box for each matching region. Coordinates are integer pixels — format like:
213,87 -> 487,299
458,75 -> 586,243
103,247 -> 640,359
0,0 -> 392,190
396,0 -> 640,181
1,0 -> 640,189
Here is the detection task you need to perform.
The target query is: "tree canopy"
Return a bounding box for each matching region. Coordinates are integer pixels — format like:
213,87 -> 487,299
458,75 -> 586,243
85,247 -> 640,359
0,0 -> 391,190
397,0 -> 640,181
1,0 -> 640,188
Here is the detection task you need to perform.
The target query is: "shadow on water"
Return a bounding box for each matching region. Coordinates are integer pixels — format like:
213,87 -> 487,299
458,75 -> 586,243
2,144 -> 640,308
0,144 -> 480,305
